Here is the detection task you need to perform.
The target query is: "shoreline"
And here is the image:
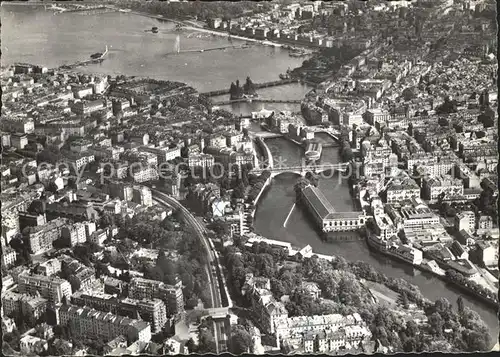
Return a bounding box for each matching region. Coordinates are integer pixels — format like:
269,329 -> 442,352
365,235 -> 499,311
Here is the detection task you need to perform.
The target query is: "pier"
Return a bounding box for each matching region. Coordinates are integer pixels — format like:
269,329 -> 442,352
201,78 -> 299,97
58,45 -> 108,70
283,203 -> 296,228
166,43 -> 253,56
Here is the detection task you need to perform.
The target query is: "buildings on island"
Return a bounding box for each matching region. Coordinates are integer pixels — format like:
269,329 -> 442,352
299,185 -> 366,234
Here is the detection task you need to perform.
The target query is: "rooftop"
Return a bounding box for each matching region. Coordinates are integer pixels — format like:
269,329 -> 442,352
301,185 -> 335,219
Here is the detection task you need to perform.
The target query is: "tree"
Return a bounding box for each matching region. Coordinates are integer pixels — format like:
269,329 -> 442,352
428,312 -> 444,337
197,328 -> 217,354
305,171 -> 319,187
286,288 -> 316,317
401,291 -> 410,309
438,117 -> 449,126
229,325 -> 253,354
456,296 -> 464,314
100,212 -> 114,228
294,177 -> 311,200
478,106 -> 495,128
341,146 -> 354,162
243,76 -> 256,96
270,277 -> 286,298
186,338 -> 197,353
209,220 -> 231,237
232,182 -> 245,199
402,87 -> 418,101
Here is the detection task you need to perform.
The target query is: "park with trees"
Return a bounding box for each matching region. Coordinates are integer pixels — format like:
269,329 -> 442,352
99,210 -> 212,308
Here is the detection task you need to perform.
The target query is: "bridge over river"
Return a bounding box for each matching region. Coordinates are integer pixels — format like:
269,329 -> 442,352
201,78 -> 299,97
253,162 -> 348,178
213,98 -> 302,106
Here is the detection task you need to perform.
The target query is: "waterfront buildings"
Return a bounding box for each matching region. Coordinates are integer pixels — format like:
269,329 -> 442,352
299,185 -> 366,233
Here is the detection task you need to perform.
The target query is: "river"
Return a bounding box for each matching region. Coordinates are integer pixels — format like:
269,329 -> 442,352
2,3 -> 497,344
254,135 -> 498,344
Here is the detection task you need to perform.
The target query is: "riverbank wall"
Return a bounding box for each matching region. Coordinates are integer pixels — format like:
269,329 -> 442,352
254,136 -> 274,169
250,176 -> 272,219
366,236 -> 499,311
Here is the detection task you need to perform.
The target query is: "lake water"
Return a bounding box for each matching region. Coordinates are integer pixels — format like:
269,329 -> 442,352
1,5 -> 307,94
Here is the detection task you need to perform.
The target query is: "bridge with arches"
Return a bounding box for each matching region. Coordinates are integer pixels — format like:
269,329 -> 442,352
252,162 -> 348,178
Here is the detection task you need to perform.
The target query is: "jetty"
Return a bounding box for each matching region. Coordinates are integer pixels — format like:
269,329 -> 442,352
59,45 -> 108,70
166,43 -> 252,56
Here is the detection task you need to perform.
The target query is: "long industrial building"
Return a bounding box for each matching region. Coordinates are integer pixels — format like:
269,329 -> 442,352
300,185 -> 366,232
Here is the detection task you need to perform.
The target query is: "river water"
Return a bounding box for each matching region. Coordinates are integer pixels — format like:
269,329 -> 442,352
2,4 -> 497,343
255,135 -> 498,343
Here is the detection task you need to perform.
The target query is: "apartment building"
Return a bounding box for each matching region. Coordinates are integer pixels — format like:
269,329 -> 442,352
25,217 -> 68,255
188,153 -> 215,169
385,177 -> 421,203
373,213 -> 398,240
18,273 -> 72,304
71,291 -> 167,333
131,166 -> 159,183
422,175 -> 464,202
128,277 -> 184,316
132,186 -> 153,207
18,211 -> 47,231
58,304 -> 151,344
61,222 -> 87,247
454,211 -> 476,233
2,246 -> 17,269
36,258 -> 62,277
119,298 -> 167,333
139,146 -> 181,164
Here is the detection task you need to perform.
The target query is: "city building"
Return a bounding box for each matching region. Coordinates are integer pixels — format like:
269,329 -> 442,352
58,304 -> 151,344
454,211 -> 476,233
299,185 -> 366,232
128,277 -> 184,316
422,175 -> 464,203
71,291 -> 167,333
1,246 -> 17,269
36,258 -> 62,276
61,222 -> 87,247
18,273 -> 72,304
188,153 -> 215,169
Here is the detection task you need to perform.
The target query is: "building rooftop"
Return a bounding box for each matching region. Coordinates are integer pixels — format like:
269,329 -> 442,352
301,185 -> 335,219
